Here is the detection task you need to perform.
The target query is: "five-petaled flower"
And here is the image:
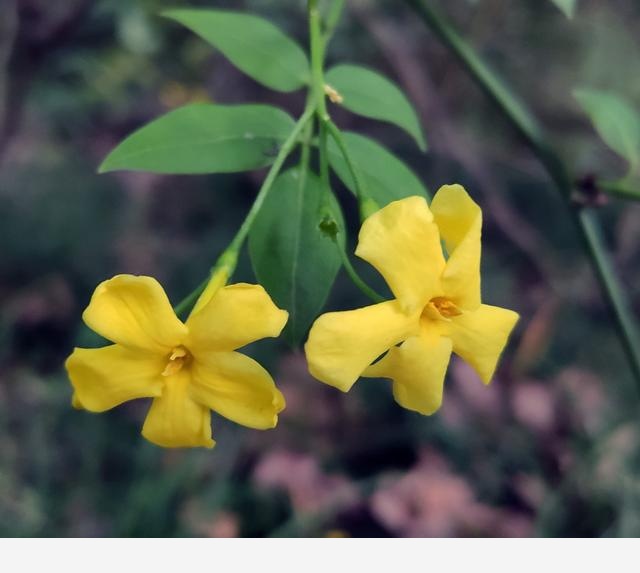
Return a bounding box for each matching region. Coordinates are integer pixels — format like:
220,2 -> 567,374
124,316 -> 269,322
304,185 -> 519,415
66,275 -> 288,448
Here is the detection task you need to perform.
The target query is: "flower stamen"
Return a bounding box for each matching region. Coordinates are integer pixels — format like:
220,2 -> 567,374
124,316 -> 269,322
162,346 -> 190,377
424,296 -> 463,321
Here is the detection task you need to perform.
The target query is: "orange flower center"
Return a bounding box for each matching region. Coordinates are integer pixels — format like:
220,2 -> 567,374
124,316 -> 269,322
423,296 -> 462,321
162,346 -> 191,377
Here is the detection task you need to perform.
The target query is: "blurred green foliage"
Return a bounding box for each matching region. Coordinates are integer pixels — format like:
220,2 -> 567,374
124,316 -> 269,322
1,0 -> 640,537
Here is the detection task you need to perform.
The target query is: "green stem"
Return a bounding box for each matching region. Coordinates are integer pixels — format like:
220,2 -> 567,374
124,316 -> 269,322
407,0 -> 640,385
309,0 -> 376,221
228,104 -> 316,254
298,101 -> 315,193
318,121 -> 330,191
325,119 -> 378,219
173,276 -> 209,318
600,181 -> 640,201
308,0 -> 331,216
406,0 -> 562,188
173,104 -> 316,317
578,209 -> 640,381
336,239 -> 385,303
306,5 -> 381,302
309,0 -> 328,121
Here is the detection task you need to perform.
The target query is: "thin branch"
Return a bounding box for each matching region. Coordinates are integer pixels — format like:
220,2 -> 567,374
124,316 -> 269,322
405,0 -> 640,386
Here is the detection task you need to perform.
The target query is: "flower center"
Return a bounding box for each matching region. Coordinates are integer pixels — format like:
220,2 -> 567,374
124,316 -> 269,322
424,296 -> 463,320
162,346 -> 191,377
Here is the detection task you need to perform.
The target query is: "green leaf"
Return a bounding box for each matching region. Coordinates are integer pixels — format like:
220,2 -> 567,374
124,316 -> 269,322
549,0 -> 577,18
326,64 -> 427,151
249,169 -> 344,345
328,132 -> 429,206
99,104 -> 295,174
574,88 -> 640,174
163,9 -> 309,92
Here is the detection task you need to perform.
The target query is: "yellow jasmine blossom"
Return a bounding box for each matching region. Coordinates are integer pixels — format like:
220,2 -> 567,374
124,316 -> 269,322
304,185 -> 519,415
66,274 -> 288,448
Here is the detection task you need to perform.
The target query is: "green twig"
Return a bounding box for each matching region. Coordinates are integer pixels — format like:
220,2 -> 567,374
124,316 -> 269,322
173,104 -> 316,317
309,0 -> 333,219
174,276 -> 209,318
406,0 -> 640,386
336,238 -> 385,304
308,0 -> 381,301
228,104 -> 316,253
319,121 -> 330,191
577,209 -> 640,381
298,97 -> 315,193
324,119 -> 378,219
309,0 -> 377,221
309,0 -> 328,121
405,0 -> 563,189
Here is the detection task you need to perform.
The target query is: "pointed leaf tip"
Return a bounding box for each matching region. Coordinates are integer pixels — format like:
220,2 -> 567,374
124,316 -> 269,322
326,64 -> 427,151
163,9 -> 309,92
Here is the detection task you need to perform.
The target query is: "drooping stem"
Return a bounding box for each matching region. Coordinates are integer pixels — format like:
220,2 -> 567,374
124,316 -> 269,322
309,0 -> 373,216
173,276 -> 209,318
174,104 -> 316,317
319,121 -> 330,191
577,209 -> 640,381
298,97 -> 315,193
228,104 -> 316,253
173,248 -> 236,319
336,241 -> 385,303
325,119 -> 378,220
309,0 -> 378,220
308,0 -> 333,222
308,0 -> 382,304
309,0 -> 328,121
406,0 -> 640,385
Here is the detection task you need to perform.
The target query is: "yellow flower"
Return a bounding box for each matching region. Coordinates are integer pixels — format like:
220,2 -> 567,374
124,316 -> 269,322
304,185 -> 519,415
66,275 -> 288,448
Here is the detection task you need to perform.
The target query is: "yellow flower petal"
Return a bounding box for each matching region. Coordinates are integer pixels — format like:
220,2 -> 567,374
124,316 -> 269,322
188,266 -> 230,318
83,275 -> 187,352
65,345 -> 164,412
186,283 -> 288,352
141,370 -> 215,448
190,351 -> 285,430
355,196 -> 445,313
71,393 -> 84,410
364,330 -> 452,415
431,184 -> 482,310
304,300 -> 420,392
444,304 -> 519,384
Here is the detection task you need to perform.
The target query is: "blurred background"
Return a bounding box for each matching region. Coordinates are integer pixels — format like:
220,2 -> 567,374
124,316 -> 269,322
1,0 -> 640,537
